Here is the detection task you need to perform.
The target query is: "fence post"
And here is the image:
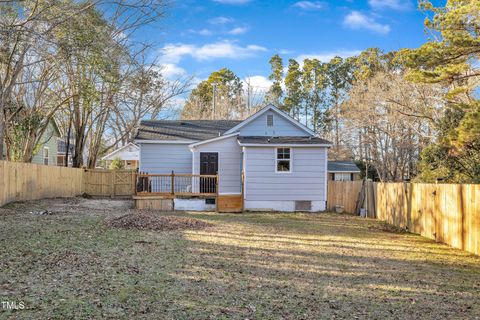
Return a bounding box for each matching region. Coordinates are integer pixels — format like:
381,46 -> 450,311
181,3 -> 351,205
171,170 -> 175,195
110,170 -> 115,198
132,171 -> 137,196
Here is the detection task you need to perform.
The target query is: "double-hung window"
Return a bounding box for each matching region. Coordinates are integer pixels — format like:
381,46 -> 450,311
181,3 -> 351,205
276,148 -> 291,172
43,147 -> 49,165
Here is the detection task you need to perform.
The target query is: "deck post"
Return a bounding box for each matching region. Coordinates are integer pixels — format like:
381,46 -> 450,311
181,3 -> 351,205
171,170 -> 175,195
216,174 -> 219,212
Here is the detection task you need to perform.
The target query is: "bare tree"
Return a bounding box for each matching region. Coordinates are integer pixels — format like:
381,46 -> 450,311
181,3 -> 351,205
342,71 -> 443,181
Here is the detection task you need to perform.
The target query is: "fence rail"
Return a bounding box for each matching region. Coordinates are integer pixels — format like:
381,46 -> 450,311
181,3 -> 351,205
135,172 -> 218,196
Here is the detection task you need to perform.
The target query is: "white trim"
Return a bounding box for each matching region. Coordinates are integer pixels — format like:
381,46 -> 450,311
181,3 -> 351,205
218,192 -> 242,195
134,139 -> 197,144
324,149 -> 328,204
139,142 -> 143,172
189,133 -> 239,149
243,147 -> 247,200
275,147 -> 292,174
328,170 -> 361,173
224,104 -> 316,136
101,142 -> 139,161
238,143 -> 331,147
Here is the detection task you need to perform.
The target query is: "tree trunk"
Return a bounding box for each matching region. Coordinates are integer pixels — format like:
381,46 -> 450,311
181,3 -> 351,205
65,116 -> 72,167
0,110 -> 4,161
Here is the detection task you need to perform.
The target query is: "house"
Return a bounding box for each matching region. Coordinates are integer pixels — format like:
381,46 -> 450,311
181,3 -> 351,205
135,104 -> 332,212
30,120 -> 60,166
101,142 -> 139,169
327,161 -> 361,181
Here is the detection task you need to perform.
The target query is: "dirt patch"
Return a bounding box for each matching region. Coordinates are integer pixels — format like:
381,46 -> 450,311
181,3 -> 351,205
368,221 -> 408,233
105,213 -> 212,231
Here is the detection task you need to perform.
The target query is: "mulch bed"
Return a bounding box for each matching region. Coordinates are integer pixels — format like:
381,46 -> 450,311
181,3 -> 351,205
105,213 -> 212,231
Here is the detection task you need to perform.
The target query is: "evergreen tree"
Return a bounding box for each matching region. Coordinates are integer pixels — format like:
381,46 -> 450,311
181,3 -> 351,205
284,59 -> 303,118
266,54 -> 284,107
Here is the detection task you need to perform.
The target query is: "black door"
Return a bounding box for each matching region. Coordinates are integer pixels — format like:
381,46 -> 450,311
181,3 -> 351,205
200,152 -> 218,193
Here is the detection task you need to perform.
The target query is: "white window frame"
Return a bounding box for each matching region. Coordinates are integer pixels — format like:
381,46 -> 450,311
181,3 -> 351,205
275,147 -> 292,173
43,147 -> 49,166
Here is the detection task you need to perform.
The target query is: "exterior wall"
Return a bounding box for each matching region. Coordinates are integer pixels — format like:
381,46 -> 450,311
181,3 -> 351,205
139,143 -> 192,174
243,146 -> 327,211
191,135 -> 242,194
238,110 -> 308,136
244,200 -> 326,212
174,198 -> 217,211
31,123 -> 59,166
328,172 -> 362,181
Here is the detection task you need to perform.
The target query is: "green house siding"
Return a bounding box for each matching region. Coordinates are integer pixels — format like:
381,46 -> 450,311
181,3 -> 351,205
31,122 -> 59,166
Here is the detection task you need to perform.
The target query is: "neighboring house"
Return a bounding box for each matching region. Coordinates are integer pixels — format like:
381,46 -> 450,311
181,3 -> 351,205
135,104 -> 332,212
30,120 -> 60,166
57,139 -> 74,167
328,161 -> 361,181
101,142 -> 139,169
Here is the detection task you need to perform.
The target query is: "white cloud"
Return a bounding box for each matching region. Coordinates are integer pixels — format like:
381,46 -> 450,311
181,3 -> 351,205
343,11 -> 390,34
160,41 -> 267,64
243,75 -> 272,89
187,28 -> 213,36
160,63 -> 187,79
369,0 -> 411,11
296,50 -> 362,63
212,0 -> 251,4
227,27 -> 249,35
293,1 -> 324,10
208,16 -> 234,25
279,49 -> 294,55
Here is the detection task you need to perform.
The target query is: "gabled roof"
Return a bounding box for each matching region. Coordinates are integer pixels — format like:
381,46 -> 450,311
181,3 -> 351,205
327,161 -> 361,173
135,120 -> 242,141
101,142 -> 139,161
224,104 -> 316,136
238,136 -> 331,146
189,133 -> 239,148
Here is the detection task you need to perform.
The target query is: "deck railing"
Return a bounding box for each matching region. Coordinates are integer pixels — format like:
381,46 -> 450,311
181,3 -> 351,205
135,172 -> 218,196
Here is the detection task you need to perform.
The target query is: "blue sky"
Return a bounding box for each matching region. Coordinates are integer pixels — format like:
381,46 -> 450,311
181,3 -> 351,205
148,0 -> 439,90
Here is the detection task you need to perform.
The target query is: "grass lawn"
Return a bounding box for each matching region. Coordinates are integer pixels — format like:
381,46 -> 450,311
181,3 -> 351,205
1,198 -> 479,319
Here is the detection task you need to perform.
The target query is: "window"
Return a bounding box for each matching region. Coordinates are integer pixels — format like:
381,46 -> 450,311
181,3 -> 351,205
267,114 -> 273,127
276,148 -> 291,172
43,147 -> 49,165
334,173 -> 351,181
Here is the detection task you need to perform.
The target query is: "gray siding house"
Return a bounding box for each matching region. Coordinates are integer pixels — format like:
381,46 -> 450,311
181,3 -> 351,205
135,105 -> 331,212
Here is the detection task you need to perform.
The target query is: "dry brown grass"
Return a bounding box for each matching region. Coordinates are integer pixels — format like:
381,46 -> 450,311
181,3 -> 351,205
1,198 -> 479,319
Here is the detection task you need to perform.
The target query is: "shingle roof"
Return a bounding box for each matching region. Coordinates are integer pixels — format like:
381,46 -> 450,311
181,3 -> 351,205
327,161 -> 361,172
237,136 -> 332,145
135,120 -> 242,141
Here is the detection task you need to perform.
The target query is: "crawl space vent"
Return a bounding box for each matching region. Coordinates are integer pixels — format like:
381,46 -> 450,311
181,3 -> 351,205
295,201 -> 311,211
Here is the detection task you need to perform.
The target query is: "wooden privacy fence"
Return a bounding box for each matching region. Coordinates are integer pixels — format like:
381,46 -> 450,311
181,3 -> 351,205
84,169 -> 136,197
0,160 -> 138,207
0,160 -> 85,207
327,180 -> 363,214
327,180 -> 480,255
375,183 -> 480,256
